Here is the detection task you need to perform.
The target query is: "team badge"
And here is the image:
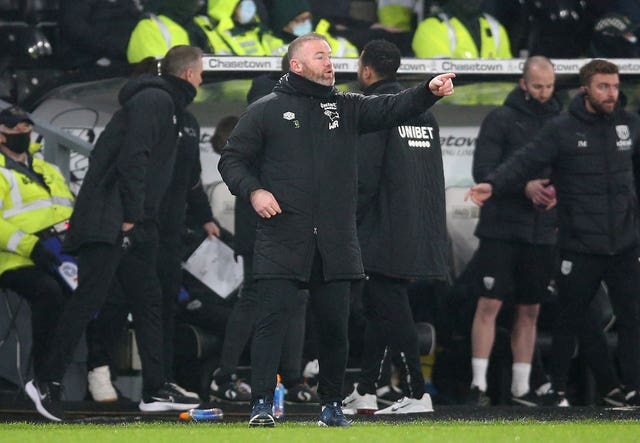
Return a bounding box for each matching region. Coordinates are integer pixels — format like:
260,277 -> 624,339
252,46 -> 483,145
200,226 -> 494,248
616,125 -> 630,140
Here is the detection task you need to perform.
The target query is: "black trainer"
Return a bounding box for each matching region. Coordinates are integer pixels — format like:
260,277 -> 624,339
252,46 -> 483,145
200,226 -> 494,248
139,382 -> 200,412
623,389 -> 640,406
25,379 -> 65,422
285,383 -> 320,404
376,384 -> 404,406
603,387 -> 640,407
539,389 -> 570,407
318,401 -> 351,427
249,397 -> 275,427
210,373 -> 251,403
603,387 -> 627,407
467,386 -> 491,407
511,391 -> 541,407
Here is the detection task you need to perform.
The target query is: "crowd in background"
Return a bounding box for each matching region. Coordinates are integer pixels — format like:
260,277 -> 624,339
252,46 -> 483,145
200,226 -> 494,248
3,0 -> 640,106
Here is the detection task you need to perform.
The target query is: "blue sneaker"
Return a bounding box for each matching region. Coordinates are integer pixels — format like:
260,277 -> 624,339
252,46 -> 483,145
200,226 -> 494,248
318,401 -> 351,427
249,398 -> 275,427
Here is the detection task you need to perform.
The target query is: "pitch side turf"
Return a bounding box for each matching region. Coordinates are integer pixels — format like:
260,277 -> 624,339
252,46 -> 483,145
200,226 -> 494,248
2,421 -> 640,443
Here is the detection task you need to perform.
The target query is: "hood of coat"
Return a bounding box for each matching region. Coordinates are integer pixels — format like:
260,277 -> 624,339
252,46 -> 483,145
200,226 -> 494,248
273,71 -> 336,99
503,86 -> 562,118
118,74 -> 196,110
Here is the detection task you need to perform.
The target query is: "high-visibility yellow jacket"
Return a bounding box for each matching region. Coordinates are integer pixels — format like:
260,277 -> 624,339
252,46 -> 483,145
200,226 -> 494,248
208,0 -> 287,55
127,14 -> 231,63
214,19 -> 287,55
0,154 -> 74,276
315,19 -> 359,58
412,13 -> 512,59
377,0 -> 414,31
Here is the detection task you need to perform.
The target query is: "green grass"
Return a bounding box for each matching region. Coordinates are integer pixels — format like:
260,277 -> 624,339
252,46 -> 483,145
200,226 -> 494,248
2,421 -> 640,443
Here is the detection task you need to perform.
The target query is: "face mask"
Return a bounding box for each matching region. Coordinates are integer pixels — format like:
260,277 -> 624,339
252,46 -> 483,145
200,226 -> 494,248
236,0 -> 256,25
2,132 -> 30,154
292,19 -> 313,37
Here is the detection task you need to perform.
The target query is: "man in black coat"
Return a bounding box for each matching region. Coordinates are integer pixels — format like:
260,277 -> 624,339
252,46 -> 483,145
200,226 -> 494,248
25,46 -> 204,422
468,56 -> 560,406
467,59 -> 640,407
218,32 -> 455,427
342,40 -> 447,415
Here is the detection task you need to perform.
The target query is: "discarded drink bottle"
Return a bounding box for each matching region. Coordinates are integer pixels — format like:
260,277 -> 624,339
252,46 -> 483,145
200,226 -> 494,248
179,408 -> 224,421
273,374 -> 285,419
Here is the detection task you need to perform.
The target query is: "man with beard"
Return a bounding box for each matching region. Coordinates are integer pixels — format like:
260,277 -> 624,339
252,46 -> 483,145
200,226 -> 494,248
341,39 -> 446,416
218,32 -> 455,427
466,59 -> 640,407
467,56 -> 560,406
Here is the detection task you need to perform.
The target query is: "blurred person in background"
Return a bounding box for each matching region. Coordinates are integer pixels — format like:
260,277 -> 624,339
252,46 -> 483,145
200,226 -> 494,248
412,0 -> 511,59
267,0 -> 360,57
467,56 -> 560,407
207,0 -> 288,55
466,59 -> 640,408
0,107 -> 73,406
127,0 -> 231,63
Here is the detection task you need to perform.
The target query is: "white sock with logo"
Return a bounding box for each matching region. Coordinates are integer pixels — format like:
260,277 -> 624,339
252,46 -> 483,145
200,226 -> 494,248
471,358 -> 489,392
511,362 -> 532,397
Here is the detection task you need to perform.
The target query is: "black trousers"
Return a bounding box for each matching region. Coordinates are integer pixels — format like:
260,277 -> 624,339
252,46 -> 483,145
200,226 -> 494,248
43,227 -> 165,396
357,273 -> 425,398
217,255 -> 307,387
86,239 -> 181,381
251,252 -> 350,404
0,267 -> 68,379
551,250 -> 640,392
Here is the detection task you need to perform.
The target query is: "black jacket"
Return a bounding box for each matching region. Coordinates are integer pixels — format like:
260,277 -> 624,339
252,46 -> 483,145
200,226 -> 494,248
233,73 -> 283,258
159,111 -> 214,248
473,87 -> 561,245
357,79 -> 448,280
64,74 -> 196,251
488,93 -> 640,255
219,72 -> 441,281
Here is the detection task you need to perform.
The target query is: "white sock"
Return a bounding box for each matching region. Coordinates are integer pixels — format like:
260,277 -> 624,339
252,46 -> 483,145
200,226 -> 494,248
471,358 -> 489,392
511,362 -> 532,397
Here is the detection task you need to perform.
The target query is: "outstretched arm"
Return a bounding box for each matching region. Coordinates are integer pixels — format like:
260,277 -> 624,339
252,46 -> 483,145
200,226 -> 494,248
429,73 -> 456,97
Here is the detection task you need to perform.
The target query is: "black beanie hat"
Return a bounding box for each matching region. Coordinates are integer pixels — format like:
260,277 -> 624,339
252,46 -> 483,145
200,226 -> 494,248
268,0 -> 310,32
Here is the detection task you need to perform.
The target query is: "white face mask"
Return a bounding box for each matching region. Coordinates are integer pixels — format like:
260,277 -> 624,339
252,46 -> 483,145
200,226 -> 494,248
292,19 -> 313,36
236,0 -> 256,24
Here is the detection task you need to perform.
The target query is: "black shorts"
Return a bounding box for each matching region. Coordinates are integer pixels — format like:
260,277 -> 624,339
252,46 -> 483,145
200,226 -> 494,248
473,239 -> 555,304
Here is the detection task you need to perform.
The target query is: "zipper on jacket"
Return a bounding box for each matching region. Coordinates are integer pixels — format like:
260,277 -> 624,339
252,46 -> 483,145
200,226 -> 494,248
605,124 -> 614,253
313,227 -> 318,235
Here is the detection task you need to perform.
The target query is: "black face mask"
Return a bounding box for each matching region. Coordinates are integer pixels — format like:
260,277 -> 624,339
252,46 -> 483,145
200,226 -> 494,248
2,132 -> 31,154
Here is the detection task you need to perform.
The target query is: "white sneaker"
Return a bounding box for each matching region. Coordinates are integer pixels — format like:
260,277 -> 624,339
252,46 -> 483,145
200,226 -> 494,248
167,382 -> 200,400
303,359 -> 319,378
87,365 -> 118,402
374,395 -> 434,414
342,386 -> 378,415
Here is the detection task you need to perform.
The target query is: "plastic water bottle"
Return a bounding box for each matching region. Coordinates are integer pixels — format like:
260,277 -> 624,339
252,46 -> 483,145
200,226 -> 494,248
179,408 -> 224,421
273,374 -> 285,419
